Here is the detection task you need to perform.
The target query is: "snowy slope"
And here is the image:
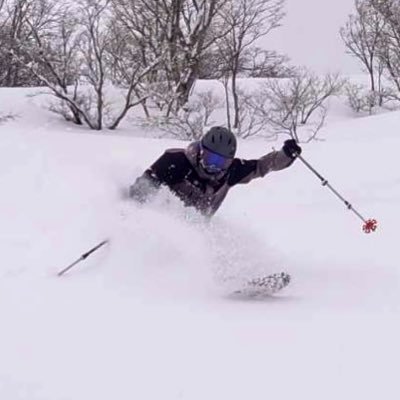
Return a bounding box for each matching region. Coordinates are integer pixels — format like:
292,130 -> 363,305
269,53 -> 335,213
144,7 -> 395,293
0,88 -> 399,400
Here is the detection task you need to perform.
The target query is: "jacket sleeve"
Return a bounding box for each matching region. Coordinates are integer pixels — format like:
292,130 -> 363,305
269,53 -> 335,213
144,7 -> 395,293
129,151 -> 184,203
129,171 -> 160,203
228,149 -> 294,186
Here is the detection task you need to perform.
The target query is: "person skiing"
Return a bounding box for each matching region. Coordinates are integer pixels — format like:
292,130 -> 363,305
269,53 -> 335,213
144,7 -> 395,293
129,126 -> 302,217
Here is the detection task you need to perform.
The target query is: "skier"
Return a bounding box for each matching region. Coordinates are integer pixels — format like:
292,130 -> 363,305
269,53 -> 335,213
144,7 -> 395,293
129,126 -> 302,217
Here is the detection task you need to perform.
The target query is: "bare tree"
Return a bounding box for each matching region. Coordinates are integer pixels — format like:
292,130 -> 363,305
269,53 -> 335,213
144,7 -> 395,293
12,0 -> 162,130
297,72 -> 344,125
218,0 -> 285,131
108,0 -> 169,125
198,46 -> 291,79
0,0 -> 6,85
340,0 -> 386,104
168,0 -> 230,112
344,81 -> 385,113
0,0 -> 27,86
250,70 -> 344,141
369,0 -> 400,99
77,0 -> 112,130
0,0 -> 61,87
1,0 -> 34,86
236,89 -> 271,138
111,0 -> 229,117
242,47 -> 293,78
14,2 -> 90,125
143,90 -> 223,140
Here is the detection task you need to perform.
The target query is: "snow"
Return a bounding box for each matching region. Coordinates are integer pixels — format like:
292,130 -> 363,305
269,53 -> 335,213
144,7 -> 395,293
0,86 -> 399,400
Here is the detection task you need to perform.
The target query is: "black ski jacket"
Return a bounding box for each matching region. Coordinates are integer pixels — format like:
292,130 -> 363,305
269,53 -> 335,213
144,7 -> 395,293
129,141 -> 294,216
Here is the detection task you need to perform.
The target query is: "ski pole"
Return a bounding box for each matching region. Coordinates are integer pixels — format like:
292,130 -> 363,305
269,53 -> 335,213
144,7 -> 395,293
57,239 -> 109,277
296,154 -> 378,234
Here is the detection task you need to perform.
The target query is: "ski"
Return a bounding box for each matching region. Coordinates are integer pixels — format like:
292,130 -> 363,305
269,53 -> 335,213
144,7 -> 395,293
232,272 -> 291,297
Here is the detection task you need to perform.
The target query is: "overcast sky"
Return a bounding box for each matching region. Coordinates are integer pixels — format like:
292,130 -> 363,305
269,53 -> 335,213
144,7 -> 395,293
264,0 -> 360,74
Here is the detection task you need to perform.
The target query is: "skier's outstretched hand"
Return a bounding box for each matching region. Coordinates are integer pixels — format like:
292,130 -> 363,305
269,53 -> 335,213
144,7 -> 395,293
282,139 -> 302,159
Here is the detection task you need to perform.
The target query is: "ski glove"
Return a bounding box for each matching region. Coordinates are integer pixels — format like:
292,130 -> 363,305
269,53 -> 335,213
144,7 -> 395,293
282,139 -> 302,159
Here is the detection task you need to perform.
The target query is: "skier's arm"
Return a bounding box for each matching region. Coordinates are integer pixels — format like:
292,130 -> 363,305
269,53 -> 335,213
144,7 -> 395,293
228,140 -> 301,186
129,151 -> 184,203
129,171 -> 161,203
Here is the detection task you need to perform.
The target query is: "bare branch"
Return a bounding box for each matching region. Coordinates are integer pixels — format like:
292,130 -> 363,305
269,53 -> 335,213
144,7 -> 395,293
340,0 -> 386,95
216,0 -> 286,130
248,70 -> 341,141
142,90 -> 223,140
108,54 -> 165,130
369,0 -> 400,98
111,0 -> 231,115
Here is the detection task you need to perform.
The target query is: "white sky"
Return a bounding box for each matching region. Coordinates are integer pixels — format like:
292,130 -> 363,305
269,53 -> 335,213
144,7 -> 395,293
265,0 -> 361,74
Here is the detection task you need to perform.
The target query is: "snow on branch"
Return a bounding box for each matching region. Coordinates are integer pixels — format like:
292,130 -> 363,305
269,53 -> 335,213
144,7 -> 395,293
9,0 -> 165,130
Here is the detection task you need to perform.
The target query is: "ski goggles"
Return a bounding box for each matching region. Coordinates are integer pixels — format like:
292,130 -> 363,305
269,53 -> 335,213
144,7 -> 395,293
200,145 -> 233,173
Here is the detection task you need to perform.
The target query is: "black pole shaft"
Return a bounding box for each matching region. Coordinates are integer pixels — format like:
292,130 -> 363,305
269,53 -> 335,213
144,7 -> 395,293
57,240 -> 109,277
297,155 -> 367,224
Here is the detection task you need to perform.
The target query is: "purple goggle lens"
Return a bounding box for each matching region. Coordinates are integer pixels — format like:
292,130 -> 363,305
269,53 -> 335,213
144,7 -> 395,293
200,146 -> 232,173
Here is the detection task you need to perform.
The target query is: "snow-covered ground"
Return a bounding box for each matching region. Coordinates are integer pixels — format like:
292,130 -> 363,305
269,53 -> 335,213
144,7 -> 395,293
0,87 -> 399,400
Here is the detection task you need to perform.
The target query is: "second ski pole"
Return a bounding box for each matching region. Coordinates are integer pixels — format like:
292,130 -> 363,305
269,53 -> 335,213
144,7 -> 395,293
57,239 -> 109,277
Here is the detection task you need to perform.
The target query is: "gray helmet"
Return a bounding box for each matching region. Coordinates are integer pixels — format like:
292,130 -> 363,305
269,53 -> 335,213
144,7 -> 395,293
201,126 -> 237,158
